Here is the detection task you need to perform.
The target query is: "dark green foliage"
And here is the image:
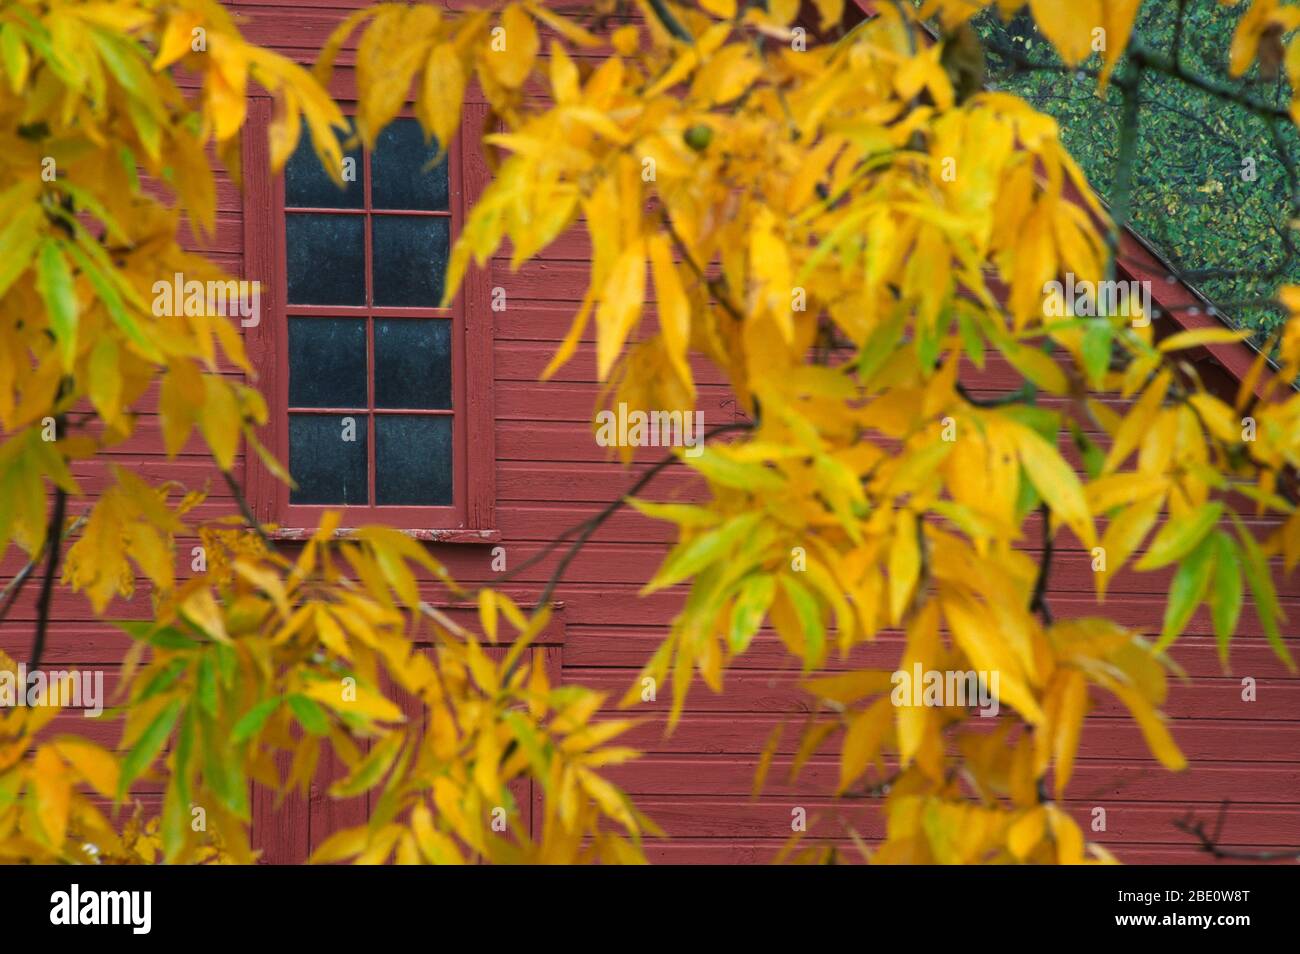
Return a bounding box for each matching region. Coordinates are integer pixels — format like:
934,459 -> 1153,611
976,0 -> 1300,339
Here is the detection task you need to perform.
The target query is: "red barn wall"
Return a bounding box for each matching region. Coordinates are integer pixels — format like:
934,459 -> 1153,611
2,0 -> 1299,864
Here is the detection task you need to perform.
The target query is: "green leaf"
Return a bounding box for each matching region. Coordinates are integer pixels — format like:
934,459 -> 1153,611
503,709 -> 551,791
36,239 -> 78,367
642,512 -> 762,594
1002,404 -> 1060,443
857,308 -> 907,385
196,712 -> 244,821
1002,341 -> 1066,394
287,694 -> 330,736
1209,531 -> 1243,669
110,620 -> 198,649
136,658 -> 187,702
1014,464 -> 1040,523
729,574 -> 775,654
58,180 -> 130,245
231,697 -> 282,744
1135,501 -> 1223,571
173,703 -> 196,805
215,643 -> 238,686
625,498 -> 720,527
1068,420 -> 1105,481
329,732 -> 404,798
1234,517 -> 1296,672
196,655 -> 218,717
1,24 -> 29,92
780,573 -> 825,671
0,206 -> 41,299
956,307 -> 984,369
198,706 -> 249,818
1081,319 -> 1113,385
916,315 -> 941,370
161,781 -> 187,862
65,231 -> 159,360
685,449 -> 785,493
117,698 -> 182,797
1156,534 -> 1215,652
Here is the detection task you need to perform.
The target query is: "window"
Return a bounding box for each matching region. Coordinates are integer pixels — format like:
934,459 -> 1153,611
243,100 -> 497,540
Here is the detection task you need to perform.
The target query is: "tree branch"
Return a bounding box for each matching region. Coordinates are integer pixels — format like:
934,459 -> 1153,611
532,421 -> 753,608
956,381 -> 1036,408
646,0 -> 692,44
660,210 -> 748,324
1029,502 -> 1053,625
0,510 -> 88,632
221,469 -> 278,553
28,488 -> 68,671
1175,800 -> 1300,861
1107,60 -> 1144,275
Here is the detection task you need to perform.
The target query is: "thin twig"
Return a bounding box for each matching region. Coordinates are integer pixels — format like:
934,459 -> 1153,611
1107,60 -> 1144,279
1029,503 -> 1053,625
222,469 -> 278,552
659,210 -> 748,324
495,421 -> 752,686
0,514 -> 88,632
955,381 -> 1036,408
1170,0 -> 1188,72
28,488 -> 68,671
533,421 -> 753,608
646,0 -> 692,44
1174,800 -> 1300,861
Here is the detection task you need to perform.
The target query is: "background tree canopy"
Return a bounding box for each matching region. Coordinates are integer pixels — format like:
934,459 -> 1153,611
977,0 -> 1300,341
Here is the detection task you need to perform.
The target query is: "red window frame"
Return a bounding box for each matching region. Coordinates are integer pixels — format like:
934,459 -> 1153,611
242,98 -> 497,542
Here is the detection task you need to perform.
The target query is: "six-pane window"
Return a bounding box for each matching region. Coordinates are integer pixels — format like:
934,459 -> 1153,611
282,119 -> 454,508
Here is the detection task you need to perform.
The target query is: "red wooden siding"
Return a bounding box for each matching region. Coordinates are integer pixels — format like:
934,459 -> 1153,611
1,0 -> 1298,865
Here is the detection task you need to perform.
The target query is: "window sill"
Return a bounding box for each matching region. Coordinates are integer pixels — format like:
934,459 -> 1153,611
267,527 -> 501,544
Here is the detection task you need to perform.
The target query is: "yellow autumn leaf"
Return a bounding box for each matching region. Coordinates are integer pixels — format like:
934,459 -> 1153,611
153,11 -> 204,71
477,588 -> 499,643
595,240 -> 646,379
1030,0 -> 1102,66
487,5 -> 538,89
52,737 -> 119,799
302,679 -> 405,723
33,747 -> 71,848
1099,0 -> 1141,89
1096,673 -> 1186,771
1008,805 -> 1046,860
940,592 -> 1045,725
1051,670 -> 1087,797
422,44 -> 465,149
197,376 -> 240,471
309,824 -> 368,864
181,588 -> 231,644
648,233 -> 694,392
1158,327 -> 1250,353
1013,423 -> 1096,549
700,0 -> 736,17
888,509 -> 921,625
839,697 -> 891,793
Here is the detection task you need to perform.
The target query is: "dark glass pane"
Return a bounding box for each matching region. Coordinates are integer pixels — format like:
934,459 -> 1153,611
372,118 -> 448,211
288,318 -> 367,408
286,213 -> 365,305
371,216 -> 449,307
374,319 -> 451,409
289,414 -> 368,505
285,120 -> 363,209
375,415 -> 452,506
